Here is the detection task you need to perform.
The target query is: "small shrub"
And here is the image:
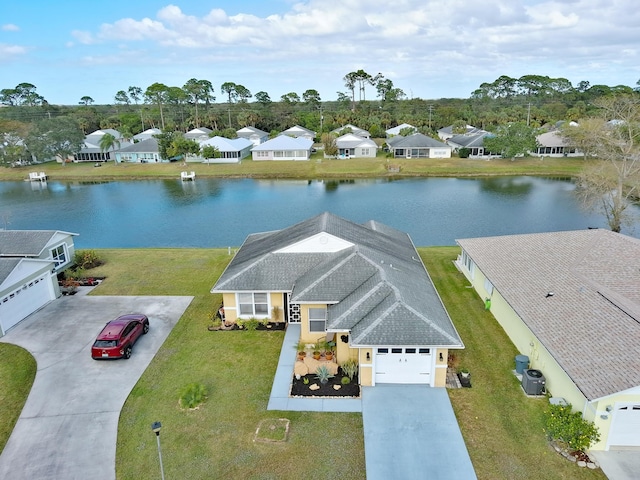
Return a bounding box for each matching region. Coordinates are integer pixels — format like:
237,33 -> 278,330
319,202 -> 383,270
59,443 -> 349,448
341,359 -> 358,380
458,147 -> 470,158
73,250 -> 103,269
544,403 -> 600,452
243,318 -> 260,331
303,377 -> 310,385
179,383 -> 208,409
315,364 -> 334,384
341,376 -> 350,385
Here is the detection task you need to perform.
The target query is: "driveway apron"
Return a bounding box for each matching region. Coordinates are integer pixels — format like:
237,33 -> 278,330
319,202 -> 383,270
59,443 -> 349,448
0,295 -> 192,480
362,384 -> 476,480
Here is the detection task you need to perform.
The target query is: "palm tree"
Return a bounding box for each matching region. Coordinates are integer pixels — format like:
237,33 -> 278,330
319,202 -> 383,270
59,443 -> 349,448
99,133 -> 121,164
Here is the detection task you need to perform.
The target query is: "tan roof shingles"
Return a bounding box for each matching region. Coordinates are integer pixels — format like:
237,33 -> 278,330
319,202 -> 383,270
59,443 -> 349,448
457,229 -> 640,401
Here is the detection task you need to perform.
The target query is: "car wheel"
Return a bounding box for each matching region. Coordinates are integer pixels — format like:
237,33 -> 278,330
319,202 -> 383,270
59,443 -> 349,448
143,322 -> 149,334
123,345 -> 132,359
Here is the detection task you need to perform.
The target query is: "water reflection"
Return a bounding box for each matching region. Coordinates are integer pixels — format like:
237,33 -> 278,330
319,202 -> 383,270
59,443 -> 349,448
478,177 -> 534,197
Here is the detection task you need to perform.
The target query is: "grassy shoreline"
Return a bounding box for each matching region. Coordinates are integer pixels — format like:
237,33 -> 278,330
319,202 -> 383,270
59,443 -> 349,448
1,155 -> 585,182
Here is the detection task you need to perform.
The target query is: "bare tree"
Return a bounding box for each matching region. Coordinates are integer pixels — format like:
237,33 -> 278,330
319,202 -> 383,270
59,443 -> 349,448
574,95 -> 640,232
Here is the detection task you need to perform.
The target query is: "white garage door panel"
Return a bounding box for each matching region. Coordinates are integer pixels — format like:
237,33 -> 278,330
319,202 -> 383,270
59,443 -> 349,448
0,276 -> 53,334
375,347 -> 432,385
609,404 -> 640,447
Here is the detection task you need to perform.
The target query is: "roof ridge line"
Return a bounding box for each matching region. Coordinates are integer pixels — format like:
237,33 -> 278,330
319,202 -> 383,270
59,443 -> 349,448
293,249 -> 356,299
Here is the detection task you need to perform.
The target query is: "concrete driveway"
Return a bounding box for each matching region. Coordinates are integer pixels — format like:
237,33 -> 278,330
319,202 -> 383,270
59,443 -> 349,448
0,294 -> 192,480
589,450 -> 640,480
362,385 -> 476,480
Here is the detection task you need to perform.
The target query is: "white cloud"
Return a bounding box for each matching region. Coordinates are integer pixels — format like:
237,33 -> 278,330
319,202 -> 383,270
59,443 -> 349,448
2,24 -> 20,32
0,43 -> 28,61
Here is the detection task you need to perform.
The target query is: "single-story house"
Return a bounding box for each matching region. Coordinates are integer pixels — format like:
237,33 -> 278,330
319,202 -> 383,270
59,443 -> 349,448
184,127 -> 213,141
251,135 -> 313,161
456,229 -> 640,451
447,131 -> 495,158
133,128 -> 162,142
237,126 -> 269,146
211,212 -> 464,386
386,133 -> 452,159
115,138 -> 164,163
331,124 -> 371,138
192,136 -> 253,163
279,125 -> 316,141
385,123 -> 416,137
334,133 -> 378,158
72,129 -> 131,163
437,124 -> 485,142
0,230 -> 77,336
533,131 -> 582,157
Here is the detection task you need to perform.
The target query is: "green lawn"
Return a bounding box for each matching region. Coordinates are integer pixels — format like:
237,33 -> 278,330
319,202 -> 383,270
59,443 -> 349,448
0,154 -> 585,182
1,247 -> 607,479
0,344 -> 36,454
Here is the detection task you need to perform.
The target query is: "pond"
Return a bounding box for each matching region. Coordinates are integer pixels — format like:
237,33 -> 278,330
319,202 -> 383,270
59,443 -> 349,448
1,176 -> 636,248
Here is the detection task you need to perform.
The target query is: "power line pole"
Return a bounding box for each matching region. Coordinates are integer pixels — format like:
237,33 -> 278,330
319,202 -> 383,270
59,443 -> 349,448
428,105 -> 434,130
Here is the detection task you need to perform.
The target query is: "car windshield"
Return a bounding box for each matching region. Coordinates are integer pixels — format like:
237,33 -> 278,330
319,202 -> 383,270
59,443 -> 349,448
94,340 -> 118,348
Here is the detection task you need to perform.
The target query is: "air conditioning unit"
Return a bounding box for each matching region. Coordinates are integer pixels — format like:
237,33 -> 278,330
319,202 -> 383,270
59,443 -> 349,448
522,369 -> 546,395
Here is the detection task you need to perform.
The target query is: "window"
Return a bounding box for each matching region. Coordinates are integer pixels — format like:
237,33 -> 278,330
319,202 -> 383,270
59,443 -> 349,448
461,251 -> 474,278
391,348 -> 403,354
51,245 -> 67,267
308,307 -> 326,332
237,292 -> 269,317
484,278 -> 494,296
361,148 -> 370,156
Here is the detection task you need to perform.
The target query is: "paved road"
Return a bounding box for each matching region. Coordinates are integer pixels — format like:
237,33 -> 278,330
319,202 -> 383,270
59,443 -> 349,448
0,295 -> 192,480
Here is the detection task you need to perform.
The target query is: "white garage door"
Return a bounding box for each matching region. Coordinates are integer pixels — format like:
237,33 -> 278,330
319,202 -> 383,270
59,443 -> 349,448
375,347 -> 432,384
0,275 -> 54,334
609,404 -> 640,447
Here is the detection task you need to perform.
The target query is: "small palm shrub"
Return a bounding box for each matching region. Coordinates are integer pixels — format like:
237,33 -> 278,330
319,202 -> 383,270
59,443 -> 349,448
315,365 -> 334,384
341,359 -> 358,381
341,376 -> 351,385
73,250 -> 103,269
179,383 -> 208,409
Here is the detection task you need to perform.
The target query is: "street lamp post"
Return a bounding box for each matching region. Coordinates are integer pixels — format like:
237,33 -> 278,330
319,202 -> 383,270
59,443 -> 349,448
151,421 -> 166,480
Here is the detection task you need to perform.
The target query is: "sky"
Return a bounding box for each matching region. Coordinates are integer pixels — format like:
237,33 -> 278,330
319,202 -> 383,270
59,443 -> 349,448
2,0 -> 639,105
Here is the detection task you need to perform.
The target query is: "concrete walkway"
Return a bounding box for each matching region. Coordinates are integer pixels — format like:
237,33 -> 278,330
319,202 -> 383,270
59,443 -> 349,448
0,295 -> 192,480
362,385 -> 477,480
590,450 -> 640,480
267,325 -> 476,479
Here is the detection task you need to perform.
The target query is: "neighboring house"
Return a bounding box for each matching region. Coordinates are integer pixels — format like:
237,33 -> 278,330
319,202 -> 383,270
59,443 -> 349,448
456,229 -> 640,451
279,125 -> 316,141
73,129 -> 131,163
251,135 -> 313,161
533,131 -> 582,157
237,126 -> 269,146
133,128 -> 162,142
115,138 -> 164,163
331,124 -> 371,138
437,125 -> 485,142
334,133 -> 378,158
0,230 -> 78,336
211,212 -> 464,387
447,131 -> 495,158
184,127 -> 213,141
387,133 -> 452,159
385,123 -> 416,137
192,136 -> 253,163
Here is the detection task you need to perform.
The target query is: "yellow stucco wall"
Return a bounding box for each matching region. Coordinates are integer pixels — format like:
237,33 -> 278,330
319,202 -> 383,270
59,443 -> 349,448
221,292 -> 285,324
299,303 -> 328,344
359,348 -> 373,386
433,348 -> 449,387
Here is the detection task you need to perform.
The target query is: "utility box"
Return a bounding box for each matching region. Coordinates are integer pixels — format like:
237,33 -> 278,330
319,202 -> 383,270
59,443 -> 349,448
515,355 -> 529,374
522,369 -> 546,395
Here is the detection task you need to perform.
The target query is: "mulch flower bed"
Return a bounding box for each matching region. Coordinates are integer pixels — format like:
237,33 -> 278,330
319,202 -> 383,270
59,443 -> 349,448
291,370 -> 360,398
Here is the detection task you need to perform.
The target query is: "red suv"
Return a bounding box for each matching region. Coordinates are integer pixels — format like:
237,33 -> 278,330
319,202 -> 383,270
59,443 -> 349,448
91,314 -> 149,359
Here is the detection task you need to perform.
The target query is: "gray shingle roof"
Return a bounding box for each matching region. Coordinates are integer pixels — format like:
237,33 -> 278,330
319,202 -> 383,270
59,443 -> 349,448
0,258 -> 21,284
457,229 -> 640,400
212,212 -> 463,348
0,230 -> 74,257
387,133 -> 449,149
117,138 -> 159,153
